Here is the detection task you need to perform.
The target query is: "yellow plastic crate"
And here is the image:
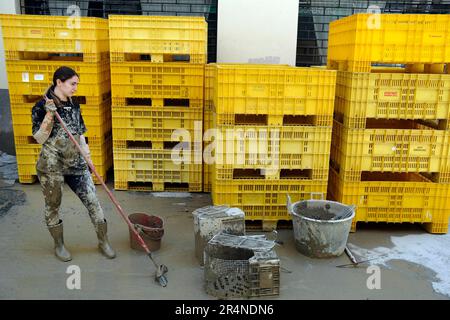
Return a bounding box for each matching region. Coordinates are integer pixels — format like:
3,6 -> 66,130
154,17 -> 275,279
203,162 -> 211,193
83,134 -> 113,184
18,174 -> 37,184
4,51 -> 110,64
212,125 -> 332,172
213,167 -> 328,182
17,163 -> 110,185
204,64 -> 214,107
88,135 -> 113,168
113,140 -> 202,191
328,167 -> 450,234
91,136 -> 113,185
9,93 -> 112,109
206,64 -> 280,108
91,165 -> 111,184
108,15 -> 207,63
15,135 -> 112,185
11,98 -> 111,138
10,114 -> 36,138
111,106 -> 202,141
328,14 -> 450,72
114,178 -> 202,192
12,120 -> 111,140
0,14 -> 109,62
15,143 -> 41,168
6,60 -> 110,97
82,105 -> 112,138
85,116 -> 112,138
110,62 -> 204,100
203,108 -> 213,193
331,119 -> 450,177
203,65 -> 214,193
73,92 -> 112,106
203,64 -> 214,135
15,135 -> 111,165
15,134 -> 108,147
111,97 -> 203,109
335,71 -> 450,128
214,113 -> 333,127
211,177 -> 328,221
213,64 -> 336,117
203,106 -> 213,132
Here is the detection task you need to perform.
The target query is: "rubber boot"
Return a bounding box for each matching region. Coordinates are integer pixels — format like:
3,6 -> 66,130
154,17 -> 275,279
47,220 -> 72,262
96,220 -> 116,259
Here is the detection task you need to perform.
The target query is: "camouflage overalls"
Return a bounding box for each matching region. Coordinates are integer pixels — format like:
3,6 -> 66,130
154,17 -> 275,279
32,94 -> 105,227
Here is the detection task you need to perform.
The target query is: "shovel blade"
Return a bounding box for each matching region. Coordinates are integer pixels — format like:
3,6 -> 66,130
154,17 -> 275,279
155,264 -> 168,287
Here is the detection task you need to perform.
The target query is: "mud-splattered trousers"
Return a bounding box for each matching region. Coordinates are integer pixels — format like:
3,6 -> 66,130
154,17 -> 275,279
37,171 -> 105,226
32,93 -> 104,227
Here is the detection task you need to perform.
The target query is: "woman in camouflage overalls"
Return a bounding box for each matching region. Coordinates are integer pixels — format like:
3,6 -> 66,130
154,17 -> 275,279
32,66 -> 115,262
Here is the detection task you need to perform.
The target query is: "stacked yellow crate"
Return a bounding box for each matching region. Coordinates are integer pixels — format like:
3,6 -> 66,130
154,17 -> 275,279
203,64 -> 215,192
209,64 -> 337,230
109,16 -> 207,192
327,14 -> 450,233
0,14 -> 112,184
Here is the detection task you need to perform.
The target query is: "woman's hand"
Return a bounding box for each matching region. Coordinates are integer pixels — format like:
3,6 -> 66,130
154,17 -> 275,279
44,99 -> 57,114
33,98 -> 56,144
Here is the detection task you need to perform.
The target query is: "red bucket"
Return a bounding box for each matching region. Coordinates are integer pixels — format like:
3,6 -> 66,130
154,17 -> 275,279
128,213 -> 164,252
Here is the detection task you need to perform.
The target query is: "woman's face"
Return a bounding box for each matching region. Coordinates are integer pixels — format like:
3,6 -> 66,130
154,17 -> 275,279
57,75 -> 79,98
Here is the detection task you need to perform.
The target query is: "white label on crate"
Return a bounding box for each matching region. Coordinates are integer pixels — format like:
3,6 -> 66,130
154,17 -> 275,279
59,31 -> 69,38
34,74 -> 44,81
75,40 -> 82,51
22,73 -> 29,83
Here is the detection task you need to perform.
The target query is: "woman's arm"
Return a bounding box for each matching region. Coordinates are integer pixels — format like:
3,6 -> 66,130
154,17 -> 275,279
32,99 -> 56,144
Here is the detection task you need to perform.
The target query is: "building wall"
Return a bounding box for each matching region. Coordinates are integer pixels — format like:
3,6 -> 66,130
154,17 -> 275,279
0,0 -> 19,154
217,0 -> 298,66
0,0 -> 19,89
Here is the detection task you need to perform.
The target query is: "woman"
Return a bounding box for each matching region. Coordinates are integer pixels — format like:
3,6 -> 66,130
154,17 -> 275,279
32,66 -> 115,262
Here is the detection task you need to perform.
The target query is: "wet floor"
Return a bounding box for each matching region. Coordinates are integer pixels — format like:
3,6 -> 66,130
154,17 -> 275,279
0,189 -> 25,218
0,182 -> 448,300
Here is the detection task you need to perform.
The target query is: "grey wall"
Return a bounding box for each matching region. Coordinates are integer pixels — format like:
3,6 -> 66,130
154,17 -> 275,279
0,0 -> 20,89
0,90 -> 15,155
